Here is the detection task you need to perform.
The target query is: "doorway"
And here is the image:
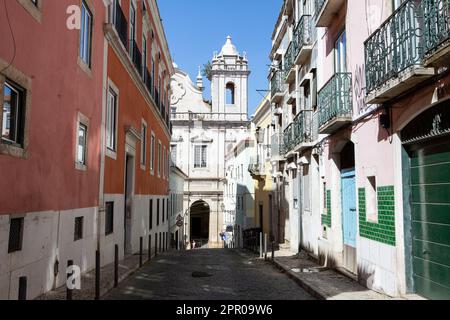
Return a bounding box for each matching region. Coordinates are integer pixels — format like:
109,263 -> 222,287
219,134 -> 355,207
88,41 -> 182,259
401,101 -> 450,299
124,154 -> 134,255
189,200 -> 210,248
340,141 -> 357,274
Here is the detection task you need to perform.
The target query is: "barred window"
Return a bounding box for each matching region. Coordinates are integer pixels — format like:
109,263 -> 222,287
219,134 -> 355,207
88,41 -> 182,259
8,217 -> 24,253
74,217 -> 84,241
105,202 -> 114,235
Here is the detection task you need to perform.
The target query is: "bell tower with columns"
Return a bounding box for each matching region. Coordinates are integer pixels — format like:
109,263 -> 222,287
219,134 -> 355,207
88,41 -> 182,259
211,36 -> 250,120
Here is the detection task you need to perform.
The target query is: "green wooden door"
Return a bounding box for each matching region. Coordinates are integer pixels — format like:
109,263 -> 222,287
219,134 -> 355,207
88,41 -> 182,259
409,139 -> 450,299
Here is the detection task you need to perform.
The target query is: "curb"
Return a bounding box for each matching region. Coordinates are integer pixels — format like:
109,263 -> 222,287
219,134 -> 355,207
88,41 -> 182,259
270,258 -> 327,300
100,253 -> 164,298
99,262 -> 140,298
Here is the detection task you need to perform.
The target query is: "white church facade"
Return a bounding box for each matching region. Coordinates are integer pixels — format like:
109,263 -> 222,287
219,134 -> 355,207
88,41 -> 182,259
170,36 -> 251,248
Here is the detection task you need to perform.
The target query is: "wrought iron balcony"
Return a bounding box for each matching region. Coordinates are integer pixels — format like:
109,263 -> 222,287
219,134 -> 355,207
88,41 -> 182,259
314,0 -> 347,27
248,156 -> 266,177
318,73 -> 353,134
145,69 -> 154,98
284,42 -> 296,83
283,124 -> 294,154
293,15 -> 313,65
365,0 -> 439,104
113,1 -> 128,49
154,88 -> 160,110
422,0 -> 450,66
270,70 -> 284,103
282,111 -> 313,155
292,111 -> 313,149
271,133 -> 285,161
129,40 -> 142,76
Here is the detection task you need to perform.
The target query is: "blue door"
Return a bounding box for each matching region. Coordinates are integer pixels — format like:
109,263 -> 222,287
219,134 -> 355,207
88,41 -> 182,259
341,168 -> 357,248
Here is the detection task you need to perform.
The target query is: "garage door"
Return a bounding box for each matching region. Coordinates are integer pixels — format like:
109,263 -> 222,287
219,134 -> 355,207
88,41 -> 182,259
409,139 -> 450,299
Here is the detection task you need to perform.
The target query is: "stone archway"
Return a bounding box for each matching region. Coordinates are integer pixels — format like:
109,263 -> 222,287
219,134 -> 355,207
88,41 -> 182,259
190,200 -> 210,248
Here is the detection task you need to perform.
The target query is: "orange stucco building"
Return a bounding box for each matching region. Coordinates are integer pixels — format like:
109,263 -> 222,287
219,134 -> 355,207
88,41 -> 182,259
0,0 -> 173,299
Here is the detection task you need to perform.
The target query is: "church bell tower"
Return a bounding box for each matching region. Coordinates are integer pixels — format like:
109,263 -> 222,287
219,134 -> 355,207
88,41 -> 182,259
211,36 -> 250,120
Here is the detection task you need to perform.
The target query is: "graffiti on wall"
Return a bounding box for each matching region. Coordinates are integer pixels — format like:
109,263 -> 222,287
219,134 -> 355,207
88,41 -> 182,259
354,64 -> 367,115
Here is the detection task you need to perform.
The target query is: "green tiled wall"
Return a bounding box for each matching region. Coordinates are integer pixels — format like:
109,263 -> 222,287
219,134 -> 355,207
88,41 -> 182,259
322,190 -> 332,227
358,186 -> 396,246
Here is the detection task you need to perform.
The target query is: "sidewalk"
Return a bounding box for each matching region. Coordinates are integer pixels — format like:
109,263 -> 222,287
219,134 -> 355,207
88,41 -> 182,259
265,248 -> 424,300
36,252 -> 152,300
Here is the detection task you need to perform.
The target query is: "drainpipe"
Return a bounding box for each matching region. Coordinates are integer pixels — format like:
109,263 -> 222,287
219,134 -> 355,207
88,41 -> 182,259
297,158 -> 303,254
97,33 -> 109,253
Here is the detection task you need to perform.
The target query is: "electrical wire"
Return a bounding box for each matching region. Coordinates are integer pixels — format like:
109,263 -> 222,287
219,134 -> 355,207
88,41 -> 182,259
0,0 -> 16,74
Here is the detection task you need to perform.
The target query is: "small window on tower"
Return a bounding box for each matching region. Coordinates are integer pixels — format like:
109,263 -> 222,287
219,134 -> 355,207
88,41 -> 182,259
226,83 -> 235,105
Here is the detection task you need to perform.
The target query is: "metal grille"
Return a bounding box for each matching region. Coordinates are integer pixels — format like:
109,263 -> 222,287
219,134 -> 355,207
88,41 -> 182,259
318,73 -> 353,128
74,217 -> 83,241
8,218 -> 23,253
294,15 -> 312,55
365,0 -> 450,93
270,70 -> 284,97
105,202 -> 114,235
422,0 -> 450,55
113,0 -> 128,49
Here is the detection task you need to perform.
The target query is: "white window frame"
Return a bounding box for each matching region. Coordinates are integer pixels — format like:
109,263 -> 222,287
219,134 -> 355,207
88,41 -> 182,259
150,131 -> 155,175
79,0 -> 93,67
158,140 -> 162,177
75,112 -> 90,171
106,80 -> 119,159
194,145 -> 208,169
140,120 -> 147,169
162,145 -> 166,178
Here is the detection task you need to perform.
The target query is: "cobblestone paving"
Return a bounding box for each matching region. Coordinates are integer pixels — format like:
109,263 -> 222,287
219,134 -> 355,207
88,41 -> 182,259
103,249 -> 315,300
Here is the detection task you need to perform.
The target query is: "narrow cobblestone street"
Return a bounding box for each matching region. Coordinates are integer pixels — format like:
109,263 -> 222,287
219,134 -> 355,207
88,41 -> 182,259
104,249 -> 315,300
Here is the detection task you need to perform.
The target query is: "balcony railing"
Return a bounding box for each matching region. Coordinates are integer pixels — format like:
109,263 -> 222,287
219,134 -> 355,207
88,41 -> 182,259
283,124 -> 294,154
315,0 -> 326,18
365,0 -> 449,97
293,15 -> 313,63
113,1 -> 128,49
422,0 -> 450,57
283,42 -> 295,81
293,110 -> 312,146
282,111 -> 313,154
145,69 -> 154,98
154,88 -> 160,110
318,73 -> 353,130
248,156 -> 265,176
271,70 -> 284,98
365,1 -> 423,94
129,40 -> 142,76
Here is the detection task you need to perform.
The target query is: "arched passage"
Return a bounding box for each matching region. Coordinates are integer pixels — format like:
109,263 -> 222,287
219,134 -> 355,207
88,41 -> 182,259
190,200 -> 210,248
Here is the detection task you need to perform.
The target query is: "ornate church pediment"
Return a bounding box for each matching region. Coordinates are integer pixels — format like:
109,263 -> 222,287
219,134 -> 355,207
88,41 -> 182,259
170,79 -> 186,105
191,132 -> 214,143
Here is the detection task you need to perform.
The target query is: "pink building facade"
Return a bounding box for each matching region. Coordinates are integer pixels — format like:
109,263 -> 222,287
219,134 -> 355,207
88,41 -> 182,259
270,0 -> 449,299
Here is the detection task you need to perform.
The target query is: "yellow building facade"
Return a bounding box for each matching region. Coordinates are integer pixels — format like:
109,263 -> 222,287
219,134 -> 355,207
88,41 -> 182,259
249,95 -> 278,240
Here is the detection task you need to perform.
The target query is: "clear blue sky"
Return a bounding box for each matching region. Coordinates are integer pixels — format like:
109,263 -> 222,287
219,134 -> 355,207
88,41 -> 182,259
158,0 -> 283,115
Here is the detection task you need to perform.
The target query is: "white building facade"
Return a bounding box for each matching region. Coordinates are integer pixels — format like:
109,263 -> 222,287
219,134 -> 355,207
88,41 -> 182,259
170,37 -> 251,248
224,137 -> 256,248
